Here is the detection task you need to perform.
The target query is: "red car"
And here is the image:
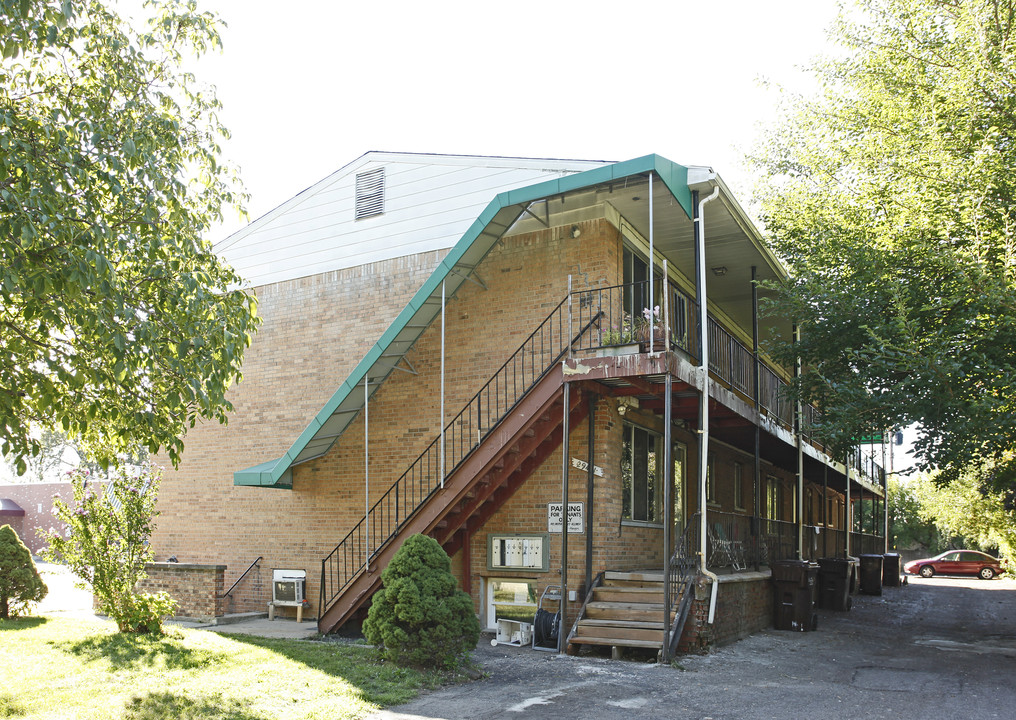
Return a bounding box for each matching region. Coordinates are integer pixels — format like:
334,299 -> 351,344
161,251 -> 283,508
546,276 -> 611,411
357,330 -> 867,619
904,550 -> 1002,580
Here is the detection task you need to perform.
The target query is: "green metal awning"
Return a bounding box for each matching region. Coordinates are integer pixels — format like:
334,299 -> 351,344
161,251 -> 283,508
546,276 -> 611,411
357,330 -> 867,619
234,155 -> 692,488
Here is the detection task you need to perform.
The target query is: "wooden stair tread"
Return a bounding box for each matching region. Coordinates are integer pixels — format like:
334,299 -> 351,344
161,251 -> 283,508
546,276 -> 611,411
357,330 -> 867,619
604,571 -> 665,583
587,601 -> 666,611
581,613 -> 666,625
569,636 -> 663,649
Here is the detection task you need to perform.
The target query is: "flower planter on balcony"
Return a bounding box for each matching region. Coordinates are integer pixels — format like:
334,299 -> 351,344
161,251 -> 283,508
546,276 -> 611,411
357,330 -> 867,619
638,328 -> 667,353
600,343 -> 641,357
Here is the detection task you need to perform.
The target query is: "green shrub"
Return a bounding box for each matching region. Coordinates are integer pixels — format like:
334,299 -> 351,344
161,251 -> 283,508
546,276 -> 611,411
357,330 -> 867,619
363,534 -> 479,669
0,524 -> 48,619
43,464 -> 177,633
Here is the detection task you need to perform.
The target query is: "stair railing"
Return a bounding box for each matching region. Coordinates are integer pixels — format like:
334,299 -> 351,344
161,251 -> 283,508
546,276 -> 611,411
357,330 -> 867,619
666,513 -> 701,657
319,293 -> 602,619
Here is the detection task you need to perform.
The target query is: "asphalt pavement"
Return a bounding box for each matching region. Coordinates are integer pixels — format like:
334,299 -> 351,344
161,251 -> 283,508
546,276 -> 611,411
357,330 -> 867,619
367,575 -> 1016,720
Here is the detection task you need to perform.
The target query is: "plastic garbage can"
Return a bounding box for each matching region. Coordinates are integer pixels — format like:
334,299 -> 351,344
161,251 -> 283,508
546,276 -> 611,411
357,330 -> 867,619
817,558 -> 853,611
772,560 -> 819,631
859,554 -> 884,595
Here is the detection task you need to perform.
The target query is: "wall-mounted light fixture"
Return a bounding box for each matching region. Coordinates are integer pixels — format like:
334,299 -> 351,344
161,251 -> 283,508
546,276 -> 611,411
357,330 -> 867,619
571,225 -> 581,238
711,266 -> 728,276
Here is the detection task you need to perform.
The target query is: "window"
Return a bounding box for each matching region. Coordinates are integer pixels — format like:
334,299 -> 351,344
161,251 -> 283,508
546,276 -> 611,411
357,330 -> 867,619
354,167 -> 385,219
621,424 -> 663,523
766,476 -> 780,521
673,441 -> 687,531
706,454 -> 717,505
733,462 -> 744,510
486,579 -> 537,628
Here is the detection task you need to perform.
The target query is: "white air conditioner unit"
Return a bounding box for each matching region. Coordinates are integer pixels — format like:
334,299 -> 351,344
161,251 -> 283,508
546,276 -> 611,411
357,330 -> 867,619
272,569 -> 306,606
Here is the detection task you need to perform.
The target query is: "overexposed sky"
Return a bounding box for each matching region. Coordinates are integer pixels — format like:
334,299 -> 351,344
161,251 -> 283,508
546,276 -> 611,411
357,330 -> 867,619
182,0 -> 841,240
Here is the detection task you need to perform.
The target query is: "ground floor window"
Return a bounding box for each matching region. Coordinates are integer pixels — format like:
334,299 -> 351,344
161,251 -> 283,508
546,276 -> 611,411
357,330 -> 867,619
486,578 -> 537,629
621,423 -> 663,523
766,475 -> 781,521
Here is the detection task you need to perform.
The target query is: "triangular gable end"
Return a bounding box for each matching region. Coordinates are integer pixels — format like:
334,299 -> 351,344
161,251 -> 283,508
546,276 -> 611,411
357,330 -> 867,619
234,154 -> 692,488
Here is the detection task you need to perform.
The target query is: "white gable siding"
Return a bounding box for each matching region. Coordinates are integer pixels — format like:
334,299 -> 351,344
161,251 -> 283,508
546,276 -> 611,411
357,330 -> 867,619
217,153 -> 608,288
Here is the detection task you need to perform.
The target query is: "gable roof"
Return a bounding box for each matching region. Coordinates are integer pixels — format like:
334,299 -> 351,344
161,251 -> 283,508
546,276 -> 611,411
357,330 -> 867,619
234,154 -> 693,488
215,151 -> 613,288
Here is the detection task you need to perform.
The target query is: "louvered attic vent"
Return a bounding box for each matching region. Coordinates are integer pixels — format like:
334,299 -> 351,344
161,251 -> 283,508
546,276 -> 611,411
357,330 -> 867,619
355,167 -> 385,219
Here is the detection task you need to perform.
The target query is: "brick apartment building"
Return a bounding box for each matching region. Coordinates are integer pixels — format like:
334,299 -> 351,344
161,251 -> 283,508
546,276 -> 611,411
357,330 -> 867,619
150,152 -> 887,655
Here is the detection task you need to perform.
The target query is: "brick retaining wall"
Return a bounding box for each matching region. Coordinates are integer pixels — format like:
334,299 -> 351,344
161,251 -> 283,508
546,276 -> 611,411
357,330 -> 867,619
138,563 -> 227,622
678,571 -> 772,653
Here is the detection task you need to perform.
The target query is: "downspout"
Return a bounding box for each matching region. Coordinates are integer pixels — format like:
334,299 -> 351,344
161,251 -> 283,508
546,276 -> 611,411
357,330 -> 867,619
694,183 -> 721,622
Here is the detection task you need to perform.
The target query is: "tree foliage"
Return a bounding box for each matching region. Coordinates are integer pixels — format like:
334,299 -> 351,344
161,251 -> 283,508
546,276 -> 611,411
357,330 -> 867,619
751,0 -> 1016,486
43,464 -> 177,632
363,534 -> 479,669
1,0 -> 260,474
887,477 -> 946,552
910,465 -> 1016,568
0,523 -> 47,618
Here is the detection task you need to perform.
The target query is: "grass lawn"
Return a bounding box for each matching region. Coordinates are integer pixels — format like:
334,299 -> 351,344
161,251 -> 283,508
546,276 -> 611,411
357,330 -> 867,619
0,616 -> 459,720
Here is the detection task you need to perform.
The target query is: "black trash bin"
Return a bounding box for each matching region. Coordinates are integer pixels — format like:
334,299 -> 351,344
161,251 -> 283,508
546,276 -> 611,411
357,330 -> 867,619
817,558 -> 853,611
882,553 -> 902,587
846,556 -> 860,594
859,554 -> 884,595
772,560 -> 819,631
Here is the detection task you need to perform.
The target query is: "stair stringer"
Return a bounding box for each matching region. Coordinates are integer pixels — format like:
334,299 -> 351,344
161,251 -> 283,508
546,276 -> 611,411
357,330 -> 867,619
317,366 -> 575,634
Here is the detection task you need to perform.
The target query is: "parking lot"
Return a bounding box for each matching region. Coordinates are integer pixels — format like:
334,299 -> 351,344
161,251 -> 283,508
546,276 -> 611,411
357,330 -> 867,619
369,575 -> 1016,720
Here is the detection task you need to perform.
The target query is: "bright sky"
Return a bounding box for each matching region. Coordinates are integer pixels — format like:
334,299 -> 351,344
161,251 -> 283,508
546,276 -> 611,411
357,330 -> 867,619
187,0 -> 842,240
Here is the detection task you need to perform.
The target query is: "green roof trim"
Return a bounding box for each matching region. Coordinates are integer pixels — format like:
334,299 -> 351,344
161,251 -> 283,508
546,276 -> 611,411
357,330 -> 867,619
234,154 -> 692,488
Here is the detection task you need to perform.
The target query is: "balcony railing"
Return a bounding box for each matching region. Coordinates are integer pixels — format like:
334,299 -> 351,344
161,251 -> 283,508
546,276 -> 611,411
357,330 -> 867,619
699,512 -> 880,567
571,282 -> 892,479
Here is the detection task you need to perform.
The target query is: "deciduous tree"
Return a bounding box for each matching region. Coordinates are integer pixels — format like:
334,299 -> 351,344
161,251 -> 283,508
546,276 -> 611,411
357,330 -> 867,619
751,0 -> 1016,487
1,0 -> 259,473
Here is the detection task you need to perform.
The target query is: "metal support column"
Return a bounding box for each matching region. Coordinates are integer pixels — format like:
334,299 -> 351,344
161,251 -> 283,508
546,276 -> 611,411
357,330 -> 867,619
845,455 -> 852,557
751,266 -> 761,568
662,371 -> 673,661
649,172 -> 655,353
794,324 -> 803,560
440,280 -> 446,488
365,376 -> 370,567
559,276 -> 573,655
585,395 -> 596,595
559,381 -> 571,655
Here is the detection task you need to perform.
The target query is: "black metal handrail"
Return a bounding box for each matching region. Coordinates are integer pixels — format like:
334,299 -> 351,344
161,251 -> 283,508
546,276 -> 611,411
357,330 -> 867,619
665,513 -> 701,658
216,556 -> 262,599
319,296 -> 603,619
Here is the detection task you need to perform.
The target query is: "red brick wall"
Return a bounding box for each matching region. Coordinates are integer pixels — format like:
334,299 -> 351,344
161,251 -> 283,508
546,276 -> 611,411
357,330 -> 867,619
678,572 -> 773,653
137,563 -> 227,621
151,219 -> 622,614
0,482 -> 106,555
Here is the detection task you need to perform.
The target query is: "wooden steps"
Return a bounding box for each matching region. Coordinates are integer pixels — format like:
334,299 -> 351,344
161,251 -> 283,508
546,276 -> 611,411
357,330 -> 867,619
568,571 -> 676,652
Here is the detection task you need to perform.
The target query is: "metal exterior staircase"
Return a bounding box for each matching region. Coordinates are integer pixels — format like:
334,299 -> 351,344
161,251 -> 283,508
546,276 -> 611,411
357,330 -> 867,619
317,295 -> 600,634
